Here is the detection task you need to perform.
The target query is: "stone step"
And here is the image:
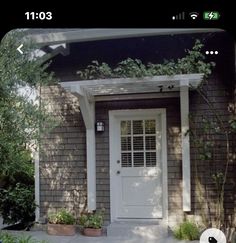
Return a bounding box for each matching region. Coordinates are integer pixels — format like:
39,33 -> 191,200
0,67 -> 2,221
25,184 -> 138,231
107,221 -> 168,240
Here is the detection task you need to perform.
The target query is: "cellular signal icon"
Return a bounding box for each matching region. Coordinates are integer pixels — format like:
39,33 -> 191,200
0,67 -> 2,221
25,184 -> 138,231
172,12 -> 185,20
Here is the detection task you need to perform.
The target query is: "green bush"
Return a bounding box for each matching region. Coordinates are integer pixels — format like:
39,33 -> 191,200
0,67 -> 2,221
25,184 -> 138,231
0,232 -> 16,243
48,209 -> 76,225
18,234 -> 49,243
0,30 -> 57,228
173,220 -> 200,241
0,183 -> 36,225
79,210 -> 104,229
0,232 -> 49,243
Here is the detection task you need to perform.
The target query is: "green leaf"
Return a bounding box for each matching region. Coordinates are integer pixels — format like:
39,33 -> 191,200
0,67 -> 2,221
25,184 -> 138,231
75,40 -> 214,80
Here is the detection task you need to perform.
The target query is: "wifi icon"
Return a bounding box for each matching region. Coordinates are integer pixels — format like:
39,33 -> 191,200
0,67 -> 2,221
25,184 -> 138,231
189,12 -> 199,20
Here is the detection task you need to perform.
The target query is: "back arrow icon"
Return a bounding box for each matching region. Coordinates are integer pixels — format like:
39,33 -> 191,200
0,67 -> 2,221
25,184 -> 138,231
17,44 -> 23,54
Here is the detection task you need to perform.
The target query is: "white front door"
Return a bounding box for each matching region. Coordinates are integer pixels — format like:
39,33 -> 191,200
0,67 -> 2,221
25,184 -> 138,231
109,109 -> 167,220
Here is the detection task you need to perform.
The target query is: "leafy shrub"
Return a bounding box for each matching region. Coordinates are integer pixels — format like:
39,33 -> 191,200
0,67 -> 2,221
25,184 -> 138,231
0,232 -> 49,243
0,232 -> 16,243
48,209 -> 76,225
0,30 -> 57,228
0,183 -> 36,225
173,220 -> 200,240
17,234 -> 46,243
79,210 -> 104,229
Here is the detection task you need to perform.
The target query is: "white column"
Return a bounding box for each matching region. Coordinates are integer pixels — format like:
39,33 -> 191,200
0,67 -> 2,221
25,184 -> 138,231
86,128 -> 96,210
77,89 -> 96,211
34,150 -> 40,221
180,79 -> 191,212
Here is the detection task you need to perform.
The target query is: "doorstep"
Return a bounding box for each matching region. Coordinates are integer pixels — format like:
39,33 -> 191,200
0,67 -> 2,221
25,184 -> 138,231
106,221 -> 168,240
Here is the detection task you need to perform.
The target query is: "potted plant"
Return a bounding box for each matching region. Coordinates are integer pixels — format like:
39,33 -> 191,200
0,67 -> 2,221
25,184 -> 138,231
79,210 -> 104,237
47,209 -> 76,236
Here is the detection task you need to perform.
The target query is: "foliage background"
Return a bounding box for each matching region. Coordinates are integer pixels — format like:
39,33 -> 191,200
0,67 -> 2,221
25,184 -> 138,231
0,30 -> 57,225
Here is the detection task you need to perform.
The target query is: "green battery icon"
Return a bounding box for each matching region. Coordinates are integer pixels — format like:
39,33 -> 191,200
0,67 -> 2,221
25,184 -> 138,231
203,11 -> 220,20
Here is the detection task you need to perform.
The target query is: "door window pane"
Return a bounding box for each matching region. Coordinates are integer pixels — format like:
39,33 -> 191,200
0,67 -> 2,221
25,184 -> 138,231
145,136 -> 156,150
121,121 -> 131,135
146,152 -> 157,167
133,120 -> 143,134
121,153 -> 132,167
121,137 -> 131,151
145,120 -> 156,134
133,152 -> 144,167
133,136 -> 144,150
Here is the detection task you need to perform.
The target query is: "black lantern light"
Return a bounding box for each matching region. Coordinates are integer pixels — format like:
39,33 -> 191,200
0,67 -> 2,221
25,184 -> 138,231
96,121 -> 105,132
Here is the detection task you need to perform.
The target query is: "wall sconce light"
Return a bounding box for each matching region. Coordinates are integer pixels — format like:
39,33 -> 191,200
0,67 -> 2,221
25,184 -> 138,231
96,121 -> 105,132
158,85 -> 163,93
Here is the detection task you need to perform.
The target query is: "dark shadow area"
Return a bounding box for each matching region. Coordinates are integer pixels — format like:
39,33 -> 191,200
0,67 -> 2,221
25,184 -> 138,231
2,222 -> 33,231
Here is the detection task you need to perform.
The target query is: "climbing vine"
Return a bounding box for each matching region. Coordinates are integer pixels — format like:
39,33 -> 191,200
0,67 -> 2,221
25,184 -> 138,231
76,40 -> 215,80
190,85 -> 236,233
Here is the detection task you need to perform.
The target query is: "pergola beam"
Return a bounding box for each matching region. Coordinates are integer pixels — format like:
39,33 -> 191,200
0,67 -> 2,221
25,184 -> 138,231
61,74 -> 204,96
62,74 -> 203,88
27,28 -> 223,47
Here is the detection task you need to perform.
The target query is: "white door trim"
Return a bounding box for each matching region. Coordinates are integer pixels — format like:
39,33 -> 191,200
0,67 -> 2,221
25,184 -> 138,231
109,109 -> 168,223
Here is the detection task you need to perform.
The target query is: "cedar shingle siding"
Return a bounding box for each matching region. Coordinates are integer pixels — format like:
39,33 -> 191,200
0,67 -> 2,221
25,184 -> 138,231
40,86 -> 87,219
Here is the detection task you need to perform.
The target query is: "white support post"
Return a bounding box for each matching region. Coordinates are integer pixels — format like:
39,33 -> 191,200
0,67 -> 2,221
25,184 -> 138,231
76,87 -> 96,211
86,127 -> 96,210
34,150 -> 40,221
180,79 -> 191,212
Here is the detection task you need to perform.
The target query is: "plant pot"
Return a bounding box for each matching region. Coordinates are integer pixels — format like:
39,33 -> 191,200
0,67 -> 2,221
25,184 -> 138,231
47,223 -> 76,236
83,227 -> 102,237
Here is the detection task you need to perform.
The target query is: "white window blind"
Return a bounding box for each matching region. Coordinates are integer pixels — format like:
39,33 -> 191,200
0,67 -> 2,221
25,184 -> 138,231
120,119 -> 157,168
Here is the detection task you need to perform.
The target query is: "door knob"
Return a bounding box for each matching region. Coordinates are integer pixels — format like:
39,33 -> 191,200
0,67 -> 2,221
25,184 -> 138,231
116,170 -> 120,175
117,160 -> 120,164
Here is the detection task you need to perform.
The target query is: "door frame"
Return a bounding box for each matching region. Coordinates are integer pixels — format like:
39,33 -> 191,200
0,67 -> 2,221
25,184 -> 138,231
109,109 -> 168,223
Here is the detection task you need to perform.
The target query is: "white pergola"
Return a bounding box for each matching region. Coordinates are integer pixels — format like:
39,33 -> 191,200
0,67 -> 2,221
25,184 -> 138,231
60,73 -> 204,212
